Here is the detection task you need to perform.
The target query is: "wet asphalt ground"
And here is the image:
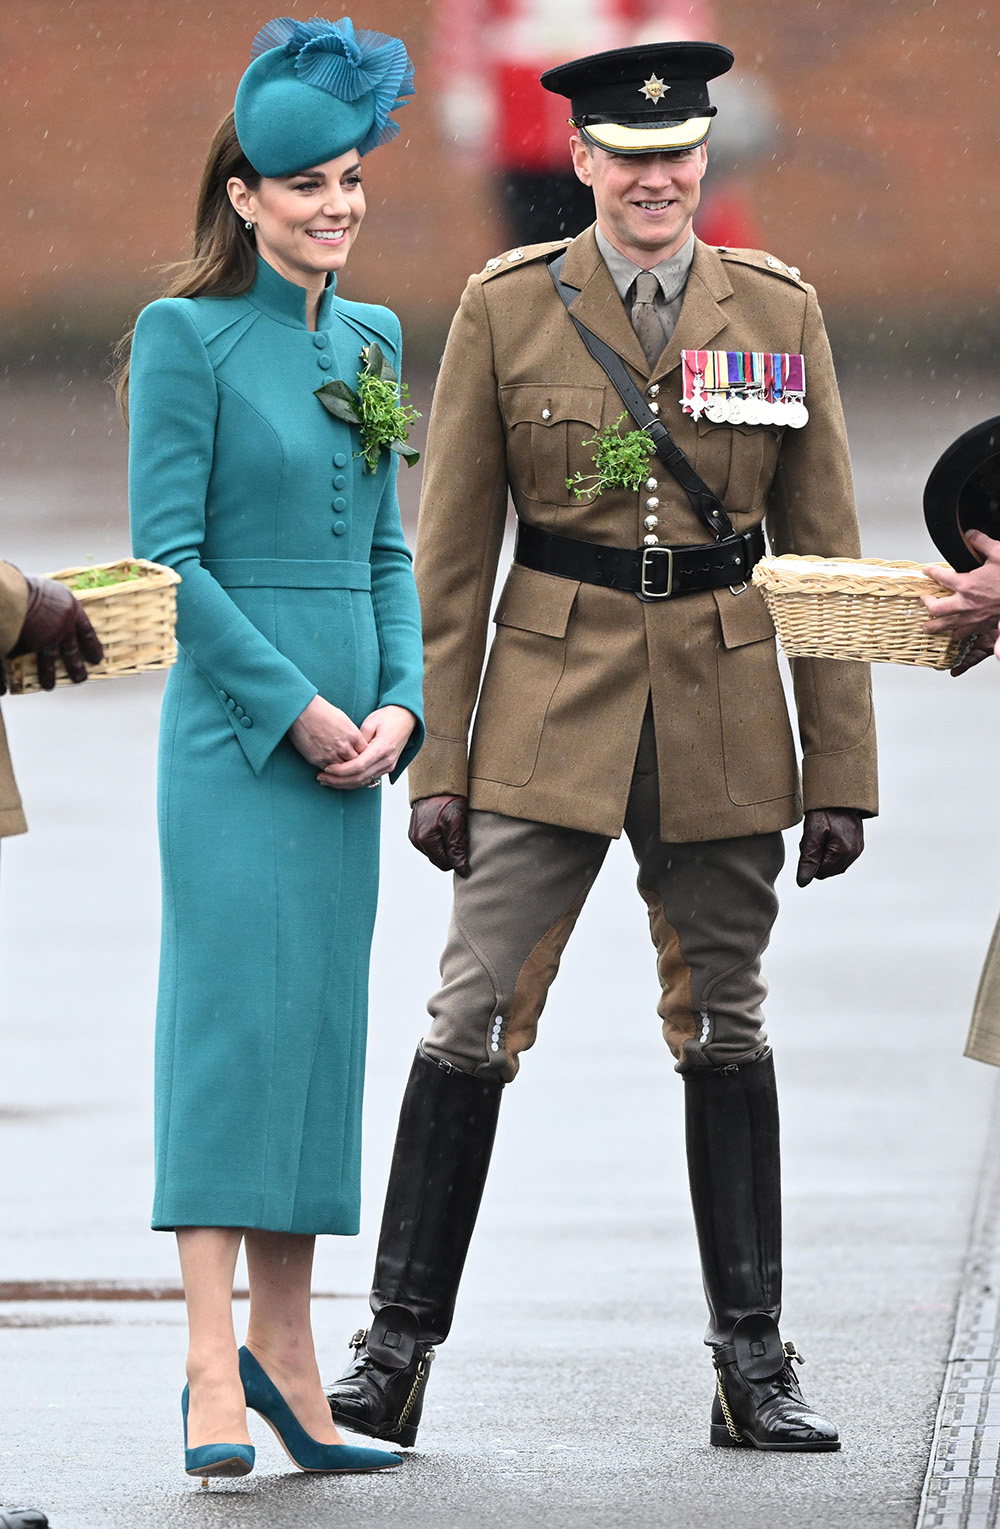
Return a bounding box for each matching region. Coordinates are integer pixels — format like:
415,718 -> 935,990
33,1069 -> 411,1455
2,366 -> 1000,1527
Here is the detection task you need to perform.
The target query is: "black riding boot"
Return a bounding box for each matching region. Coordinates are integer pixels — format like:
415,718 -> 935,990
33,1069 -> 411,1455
326,1046 -> 502,1447
0,1511 -> 49,1528
684,1049 -> 840,1452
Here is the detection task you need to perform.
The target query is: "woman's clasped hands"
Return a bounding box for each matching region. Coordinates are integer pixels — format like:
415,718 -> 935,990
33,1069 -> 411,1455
289,695 -> 415,788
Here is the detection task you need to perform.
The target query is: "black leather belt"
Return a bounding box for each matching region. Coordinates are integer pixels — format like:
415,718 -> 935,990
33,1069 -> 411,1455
514,521 -> 766,602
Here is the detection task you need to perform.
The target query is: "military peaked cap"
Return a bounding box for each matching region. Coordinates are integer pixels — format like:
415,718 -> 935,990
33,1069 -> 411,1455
924,417 -> 1000,571
540,40 -> 734,155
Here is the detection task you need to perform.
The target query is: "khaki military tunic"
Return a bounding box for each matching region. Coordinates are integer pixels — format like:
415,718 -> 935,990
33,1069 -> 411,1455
409,227 -> 877,842
0,561 -> 28,838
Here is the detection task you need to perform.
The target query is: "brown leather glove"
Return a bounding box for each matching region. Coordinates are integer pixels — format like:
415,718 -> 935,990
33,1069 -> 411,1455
4,575 -> 104,693
408,794 -> 470,877
796,808 -> 865,887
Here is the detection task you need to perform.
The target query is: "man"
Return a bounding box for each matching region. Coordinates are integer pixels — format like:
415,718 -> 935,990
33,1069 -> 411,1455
1,559 -> 102,1529
327,40 -> 876,1452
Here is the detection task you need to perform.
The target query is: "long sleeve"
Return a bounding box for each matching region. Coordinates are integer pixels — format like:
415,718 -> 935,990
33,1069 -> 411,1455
128,299 -> 317,775
406,275 -> 509,801
0,562 -> 28,657
765,286 -> 878,816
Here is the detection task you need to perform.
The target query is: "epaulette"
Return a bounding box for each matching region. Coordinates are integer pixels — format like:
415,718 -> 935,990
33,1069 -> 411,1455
714,246 -> 808,288
479,239 -> 571,281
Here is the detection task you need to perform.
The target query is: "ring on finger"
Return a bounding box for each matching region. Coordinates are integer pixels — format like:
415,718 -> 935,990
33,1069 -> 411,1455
367,776 -> 382,789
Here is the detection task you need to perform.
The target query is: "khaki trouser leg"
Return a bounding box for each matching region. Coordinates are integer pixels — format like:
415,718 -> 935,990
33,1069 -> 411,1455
623,710 -> 785,1072
423,811 -> 610,1081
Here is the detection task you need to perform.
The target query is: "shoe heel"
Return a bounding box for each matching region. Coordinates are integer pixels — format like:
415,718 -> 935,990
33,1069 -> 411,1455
710,1423 -> 748,1449
384,1419 -> 418,1450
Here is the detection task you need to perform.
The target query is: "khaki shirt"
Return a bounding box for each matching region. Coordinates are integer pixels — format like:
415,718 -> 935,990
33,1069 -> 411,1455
409,227 -> 877,842
0,562 -> 28,837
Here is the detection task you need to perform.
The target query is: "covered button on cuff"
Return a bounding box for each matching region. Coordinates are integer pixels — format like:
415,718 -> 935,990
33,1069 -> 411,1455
333,451 -> 348,467
332,520 -> 347,536
313,332 -> 328,348
239,716 -> 253,729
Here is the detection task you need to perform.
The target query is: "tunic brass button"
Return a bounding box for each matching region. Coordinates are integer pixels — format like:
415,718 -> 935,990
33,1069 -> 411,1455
644,515 -> 659,530
645,477 -> 658,492
648,384 -> 660,398
649,401 -> 660,415
541,408 -> 551,420
643,533 -> 660,547
645,496 -> 660,511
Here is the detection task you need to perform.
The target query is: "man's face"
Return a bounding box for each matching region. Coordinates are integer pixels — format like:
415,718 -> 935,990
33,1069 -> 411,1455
571,137 -> 707,264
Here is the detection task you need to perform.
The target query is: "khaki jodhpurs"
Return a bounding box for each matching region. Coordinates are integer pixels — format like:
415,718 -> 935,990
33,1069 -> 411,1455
424,711 -> 785,1081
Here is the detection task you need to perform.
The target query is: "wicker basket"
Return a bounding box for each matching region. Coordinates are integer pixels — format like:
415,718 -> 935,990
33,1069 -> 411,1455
751,554 -> 966,669
6,558 -> 180,695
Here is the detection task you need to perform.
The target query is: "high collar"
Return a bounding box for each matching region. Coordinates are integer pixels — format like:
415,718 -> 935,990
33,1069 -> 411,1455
246,253 -> 338,330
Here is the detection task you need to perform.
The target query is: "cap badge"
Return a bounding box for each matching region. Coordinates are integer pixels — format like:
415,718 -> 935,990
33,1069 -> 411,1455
639,73 -> 670,103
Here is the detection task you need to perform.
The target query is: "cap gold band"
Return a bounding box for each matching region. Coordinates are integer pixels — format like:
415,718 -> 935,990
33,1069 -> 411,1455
580,115 -> 712,152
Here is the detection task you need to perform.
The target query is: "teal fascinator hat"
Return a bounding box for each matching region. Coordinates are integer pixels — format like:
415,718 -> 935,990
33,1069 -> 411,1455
235,15 -> 415,177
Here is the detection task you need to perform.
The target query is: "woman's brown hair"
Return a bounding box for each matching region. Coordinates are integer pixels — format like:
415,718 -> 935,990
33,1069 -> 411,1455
114,112 -> 260,419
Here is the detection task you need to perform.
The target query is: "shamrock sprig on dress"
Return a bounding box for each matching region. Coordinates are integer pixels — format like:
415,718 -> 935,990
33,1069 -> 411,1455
315,344 -> 421,474
566,413 -> 656,500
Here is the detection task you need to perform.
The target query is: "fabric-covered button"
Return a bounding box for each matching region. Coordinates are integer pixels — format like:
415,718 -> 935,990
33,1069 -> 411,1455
317,354 -> 332,369
313,332 -> 328,348
227,698 -> 237,711
332,520 -> 347,536
218,689 -> 228,701
333,473 -> 347,489
234,706 -> 245,719
239,716 -> 253,729
333,451 -> 348,467
333,495 -> 348,511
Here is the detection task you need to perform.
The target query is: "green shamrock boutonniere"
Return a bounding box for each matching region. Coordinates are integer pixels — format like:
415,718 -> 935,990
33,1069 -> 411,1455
315,343 -> 421,474
566,412 -> 656,500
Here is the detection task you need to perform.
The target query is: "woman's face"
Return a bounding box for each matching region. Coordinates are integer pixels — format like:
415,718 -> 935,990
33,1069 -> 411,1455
229,150 -> 366,284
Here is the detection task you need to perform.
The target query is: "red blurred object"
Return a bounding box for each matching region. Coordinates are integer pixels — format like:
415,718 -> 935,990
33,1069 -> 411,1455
695,186 -> 759,250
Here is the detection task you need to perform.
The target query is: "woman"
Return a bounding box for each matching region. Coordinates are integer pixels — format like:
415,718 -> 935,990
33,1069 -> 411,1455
123,16 -> 423,1479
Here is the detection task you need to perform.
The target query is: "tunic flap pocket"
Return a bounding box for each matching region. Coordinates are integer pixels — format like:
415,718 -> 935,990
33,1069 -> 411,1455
494,563 -> 579,637
713,583 -> 776,648
500,384 -> 605,429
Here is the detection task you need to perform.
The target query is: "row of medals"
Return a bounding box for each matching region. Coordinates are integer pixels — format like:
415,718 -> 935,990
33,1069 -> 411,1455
682,377 -> 809,429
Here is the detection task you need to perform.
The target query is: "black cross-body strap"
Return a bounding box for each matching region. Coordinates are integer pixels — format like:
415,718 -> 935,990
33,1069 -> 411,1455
547,250 -> 734,542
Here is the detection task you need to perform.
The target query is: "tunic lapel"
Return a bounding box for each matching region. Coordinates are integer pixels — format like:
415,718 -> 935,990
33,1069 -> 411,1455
560,226 -> 650,378
650,239 -> 733,386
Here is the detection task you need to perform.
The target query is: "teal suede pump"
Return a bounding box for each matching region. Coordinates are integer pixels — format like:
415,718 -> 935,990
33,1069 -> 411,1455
238,1347 -> 402,1473
181,1386 -> 255,1480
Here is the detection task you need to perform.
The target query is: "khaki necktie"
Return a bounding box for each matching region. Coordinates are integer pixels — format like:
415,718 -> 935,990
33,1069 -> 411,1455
630,271 -> 663,370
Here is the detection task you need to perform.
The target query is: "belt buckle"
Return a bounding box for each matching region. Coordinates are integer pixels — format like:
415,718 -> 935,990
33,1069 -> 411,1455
639,545 -> 674,601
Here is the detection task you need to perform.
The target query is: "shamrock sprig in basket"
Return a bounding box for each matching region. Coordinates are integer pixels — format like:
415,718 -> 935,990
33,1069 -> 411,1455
315,343 -> 420,473
6,558 -> 181,694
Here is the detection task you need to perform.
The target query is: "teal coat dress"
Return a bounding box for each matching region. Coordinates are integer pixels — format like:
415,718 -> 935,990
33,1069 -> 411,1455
129,254 -> 424,1235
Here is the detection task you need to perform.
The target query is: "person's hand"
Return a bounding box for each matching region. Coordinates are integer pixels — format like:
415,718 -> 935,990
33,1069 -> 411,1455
796,808 -> 865,887
922,530 -> 1000,637
316,704 -> 416,791
288,695 -> 365,773
408,794 -> 470,876
3,575 -> 104,693
946,623 -> 1000,677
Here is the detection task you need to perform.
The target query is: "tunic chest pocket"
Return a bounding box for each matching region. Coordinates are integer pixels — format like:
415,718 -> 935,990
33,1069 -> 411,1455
500,384 -> 605,505
693,418 -> 782,515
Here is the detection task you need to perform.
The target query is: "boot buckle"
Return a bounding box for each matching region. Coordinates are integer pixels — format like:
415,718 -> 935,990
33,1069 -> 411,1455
349,1327 -> 368,1352
783,1340 -> 805,1366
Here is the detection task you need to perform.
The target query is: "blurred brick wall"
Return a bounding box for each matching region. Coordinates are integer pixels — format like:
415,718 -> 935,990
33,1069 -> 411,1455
1,0 -> 997,350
